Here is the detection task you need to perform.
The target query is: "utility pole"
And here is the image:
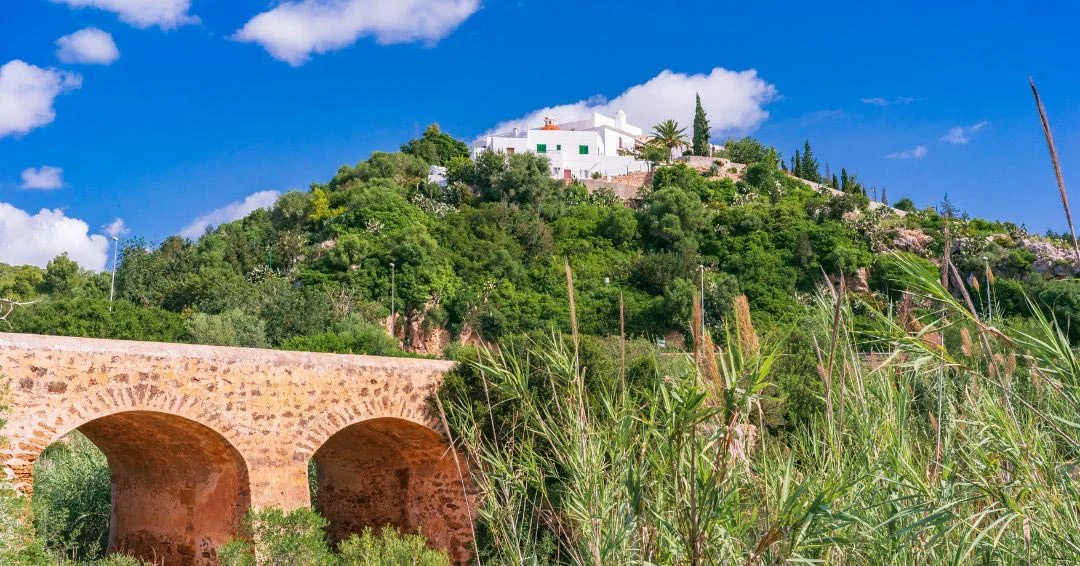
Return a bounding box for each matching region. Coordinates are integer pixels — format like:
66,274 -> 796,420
108,236 -> 119,312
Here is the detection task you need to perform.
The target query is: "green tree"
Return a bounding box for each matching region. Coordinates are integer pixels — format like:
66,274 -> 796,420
488,152 -> 561,208
639,187 -> 708,250
41,253 -> 81,297
722,136 -> 771,164
800,140 -> 820,183
651,119 -> 688,163
793,149 -> 802,178
400,123 -> 470,166
691,93 -> 711,156
894,197 -> 916,212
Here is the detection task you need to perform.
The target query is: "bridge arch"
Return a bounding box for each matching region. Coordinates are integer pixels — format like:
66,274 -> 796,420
6,381 -> 251,566
33,410 -> 251,566
305,414 -> 473,563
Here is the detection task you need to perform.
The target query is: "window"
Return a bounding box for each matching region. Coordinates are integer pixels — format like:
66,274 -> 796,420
618,137 -> 623,149
556,144 -> 562,151
578,145 -> 589,155
536,143 -> 547,153
580,169 -> 588,178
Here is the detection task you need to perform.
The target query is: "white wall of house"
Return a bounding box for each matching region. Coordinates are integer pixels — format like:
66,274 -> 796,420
473,111 -> 651,180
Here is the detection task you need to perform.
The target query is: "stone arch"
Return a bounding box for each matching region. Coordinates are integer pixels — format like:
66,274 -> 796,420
3,383 -> 246,492
307,415 -> 473,563
23,405 -> 251,566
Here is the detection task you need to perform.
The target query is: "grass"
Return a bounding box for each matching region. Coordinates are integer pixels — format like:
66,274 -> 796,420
441,252 -> 1080,564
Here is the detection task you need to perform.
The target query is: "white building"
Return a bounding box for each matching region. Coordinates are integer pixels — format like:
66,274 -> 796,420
473,111 -> 652,181
428,164 -> 448,187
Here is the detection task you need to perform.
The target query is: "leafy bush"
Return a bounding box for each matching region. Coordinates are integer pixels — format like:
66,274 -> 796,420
219,508 -> 334,566
8,298 -> 186,342
337,527 -> 449,565
219,508 -> 447,566
185,308 -> 269,348
279,319 -> 399,356
32,433 -> 111,562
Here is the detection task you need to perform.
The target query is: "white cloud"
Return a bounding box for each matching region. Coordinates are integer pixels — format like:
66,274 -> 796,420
20,166 -> 65,190
180,190 -> 280,239
233,0 -> 480,66
103,218 -> 129,238
51,0 -> 197,29
941,120 -> 989,144
886,145 -> 928,159
0,203 -> 110,270
861,96 -> 917,107
56,28 -> 121,65
482,68 -> 778,140
0,60 -> 82,139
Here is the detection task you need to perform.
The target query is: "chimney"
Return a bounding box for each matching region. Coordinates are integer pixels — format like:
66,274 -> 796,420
614,109 -> 628,130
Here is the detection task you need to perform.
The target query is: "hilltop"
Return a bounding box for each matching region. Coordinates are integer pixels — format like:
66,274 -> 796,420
3,124 -> 1080,411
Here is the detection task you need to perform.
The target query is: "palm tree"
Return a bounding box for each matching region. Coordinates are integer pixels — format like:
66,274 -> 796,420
651,119 -> 689,162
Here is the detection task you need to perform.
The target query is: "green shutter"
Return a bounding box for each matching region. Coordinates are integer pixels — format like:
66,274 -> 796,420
537,144 -> 546,153
579,145 -> 589,155
556,144 -> 561,150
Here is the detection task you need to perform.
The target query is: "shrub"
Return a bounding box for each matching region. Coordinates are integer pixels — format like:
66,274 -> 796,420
337,527 -> 450,565
219,508 -> 334,566
32,433 -> 111,562
185,309 -> 269,348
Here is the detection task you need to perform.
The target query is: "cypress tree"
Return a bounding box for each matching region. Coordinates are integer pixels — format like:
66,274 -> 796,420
801,140 -> 820,183
692,93 -> 711,156
840,168 -> 849,193
881,187 -> 888,206
794,150 -> 802,179
832,173 -> 839,189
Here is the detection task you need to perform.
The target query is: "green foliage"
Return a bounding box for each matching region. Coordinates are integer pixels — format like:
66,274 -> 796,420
8,298 -> 186,342
41,254 -> 82,297
336,527 -> 449,565
220,508 -> 334,566
219,508 -> 446,566
640,187 -> 709,250
279,318 -> 400,356
692,93 -> 711,156
798,139 -> 820,183
720,136 -> 771,164
484,152 -> 562,207
651,119 -> 688,162
0,264 -> 44,300
32,433 -> 111,562
893,197 -> 916,212
185,308 -> 270,348
400,124 -> 469,166
652,163 -> 734,204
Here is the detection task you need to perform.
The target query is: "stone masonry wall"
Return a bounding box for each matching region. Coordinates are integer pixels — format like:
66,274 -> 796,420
0,332 -> 472,565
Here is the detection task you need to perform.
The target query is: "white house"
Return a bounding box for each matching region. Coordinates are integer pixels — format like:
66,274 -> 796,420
473,111 -> 652,181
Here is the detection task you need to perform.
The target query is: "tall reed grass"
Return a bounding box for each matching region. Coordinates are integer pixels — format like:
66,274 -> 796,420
441,253 -> 1080,564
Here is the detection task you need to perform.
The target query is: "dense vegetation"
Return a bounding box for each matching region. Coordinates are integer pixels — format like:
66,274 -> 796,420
4,119 -> 1080,564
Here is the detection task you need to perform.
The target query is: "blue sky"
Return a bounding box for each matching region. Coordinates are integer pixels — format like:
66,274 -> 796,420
2,0 -> 1080,270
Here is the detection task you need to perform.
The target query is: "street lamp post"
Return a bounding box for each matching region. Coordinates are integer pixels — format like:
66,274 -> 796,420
108,236 -> 119,312
395,263 -> 399,339
699,264 -> 705,349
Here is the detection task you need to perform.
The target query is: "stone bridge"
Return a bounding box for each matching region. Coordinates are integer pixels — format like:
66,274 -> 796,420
0,333 -> 473,565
